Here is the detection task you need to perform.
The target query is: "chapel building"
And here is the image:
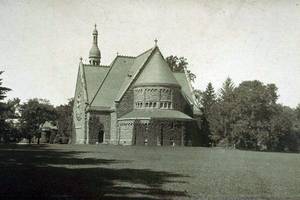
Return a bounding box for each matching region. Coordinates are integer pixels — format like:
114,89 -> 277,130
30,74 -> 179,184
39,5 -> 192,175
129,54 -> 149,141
73,25 -> 202,146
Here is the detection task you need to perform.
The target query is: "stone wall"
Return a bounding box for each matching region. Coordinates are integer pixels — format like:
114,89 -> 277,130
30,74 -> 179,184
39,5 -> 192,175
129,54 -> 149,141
116,83 -> 200,146
118,120 -> 186,146
109,111 -> 118,144
88,111 -> 111,144
117,86 -> 134,118
73,67 -> 87,144
118,120 -> 135,145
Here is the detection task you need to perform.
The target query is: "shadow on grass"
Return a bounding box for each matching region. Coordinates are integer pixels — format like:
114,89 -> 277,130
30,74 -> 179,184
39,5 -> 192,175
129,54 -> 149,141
0,145 -> 188,200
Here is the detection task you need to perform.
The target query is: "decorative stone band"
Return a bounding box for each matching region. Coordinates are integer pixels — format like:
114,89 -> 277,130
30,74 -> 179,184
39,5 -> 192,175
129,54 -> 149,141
133,83 -> 181,88
133,85 -> 181,110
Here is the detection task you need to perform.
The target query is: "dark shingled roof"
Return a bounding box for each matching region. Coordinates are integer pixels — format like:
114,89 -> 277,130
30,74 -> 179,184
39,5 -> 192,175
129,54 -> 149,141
115,48 -> 154,101
83,65 -> 110,102
173,71 -> 201,115
89,56 -> 135,108
81,46 -> 200,116
118,109 -> 194,121
134,48 -> 179,87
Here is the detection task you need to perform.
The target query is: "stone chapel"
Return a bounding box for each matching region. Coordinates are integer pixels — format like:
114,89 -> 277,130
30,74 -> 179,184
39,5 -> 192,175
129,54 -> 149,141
73,25 -> 202,146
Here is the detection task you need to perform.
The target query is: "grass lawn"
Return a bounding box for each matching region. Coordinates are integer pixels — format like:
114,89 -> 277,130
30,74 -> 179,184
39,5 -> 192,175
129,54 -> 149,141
0,144 -> 299,200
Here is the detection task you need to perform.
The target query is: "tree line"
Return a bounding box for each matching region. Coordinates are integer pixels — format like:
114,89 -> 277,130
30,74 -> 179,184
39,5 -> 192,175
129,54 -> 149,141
0,71 -> 73,143
166,56 -> 300,152
195,79 -> 300,152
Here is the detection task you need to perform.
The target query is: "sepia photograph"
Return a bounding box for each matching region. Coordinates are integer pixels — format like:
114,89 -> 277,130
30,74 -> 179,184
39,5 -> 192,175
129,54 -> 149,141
0,0 -> 299,199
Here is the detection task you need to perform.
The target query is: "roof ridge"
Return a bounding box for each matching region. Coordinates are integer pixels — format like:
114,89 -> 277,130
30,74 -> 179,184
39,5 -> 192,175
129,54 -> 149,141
89,57 -> 119,106
115,47 -> 157,102
135,48 -> 153,58
117,55 -> 136,59
84,64 -> 110,68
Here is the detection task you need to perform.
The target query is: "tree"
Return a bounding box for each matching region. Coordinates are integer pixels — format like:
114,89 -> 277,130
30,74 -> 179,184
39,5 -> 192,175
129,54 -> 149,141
198,82 -> 217,146
166,55 -> 187,72
56,98 -> 74,143
186,70 -> 196,82
19,99 -> 57,143
0,71 -> 11,142
200,83 -> 216,116
218,78 -> 236,145
231,80 -> 279,150
296,104 -> 300,120
268,105 -> 295,151
166,55 -> 197,83
0,71 -> 11,101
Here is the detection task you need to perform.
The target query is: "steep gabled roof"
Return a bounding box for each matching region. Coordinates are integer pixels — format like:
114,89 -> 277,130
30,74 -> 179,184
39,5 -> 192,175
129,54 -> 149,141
173,72 -> 194,103
115,48 -> 154,102
81,45 -> 200,115
134,48 -> 180,87
89,56 -> 135,108
173,71 -> 201,115
83,65 -> 110,102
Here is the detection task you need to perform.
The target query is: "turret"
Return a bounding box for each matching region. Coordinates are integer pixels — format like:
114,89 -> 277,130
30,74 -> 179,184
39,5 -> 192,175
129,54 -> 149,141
89,24 -> 101,65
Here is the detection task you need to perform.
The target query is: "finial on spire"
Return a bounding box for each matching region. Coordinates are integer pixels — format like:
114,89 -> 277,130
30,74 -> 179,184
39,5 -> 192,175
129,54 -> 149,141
117,52 -> 119,56
80,57 -> 83,62
93,24 -> 98,35
154,38 -> 158,46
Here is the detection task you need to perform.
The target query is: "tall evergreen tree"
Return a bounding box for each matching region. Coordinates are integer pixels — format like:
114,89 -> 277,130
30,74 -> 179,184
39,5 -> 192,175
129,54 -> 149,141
219,78 -> 236,145
199,82 -> 217,146
200,82 -> 216,116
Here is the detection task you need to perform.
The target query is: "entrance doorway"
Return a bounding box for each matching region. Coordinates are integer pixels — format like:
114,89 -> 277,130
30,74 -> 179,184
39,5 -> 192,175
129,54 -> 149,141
98,129 -> 104,143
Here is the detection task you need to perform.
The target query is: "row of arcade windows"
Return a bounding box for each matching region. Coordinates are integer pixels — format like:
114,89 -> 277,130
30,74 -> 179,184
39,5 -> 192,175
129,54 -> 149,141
134,88 -> 172,94
135,101 -> 172,109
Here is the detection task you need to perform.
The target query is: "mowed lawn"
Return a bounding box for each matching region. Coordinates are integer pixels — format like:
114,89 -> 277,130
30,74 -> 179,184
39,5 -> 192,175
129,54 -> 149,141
0,144 -> 299,200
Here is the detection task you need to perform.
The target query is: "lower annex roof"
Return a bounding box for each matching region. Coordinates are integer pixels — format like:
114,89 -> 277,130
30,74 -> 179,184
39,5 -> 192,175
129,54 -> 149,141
118,109 -> 194,121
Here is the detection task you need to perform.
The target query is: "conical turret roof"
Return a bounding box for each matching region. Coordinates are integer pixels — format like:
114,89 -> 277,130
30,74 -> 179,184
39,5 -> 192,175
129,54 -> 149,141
134,48 -> 180,87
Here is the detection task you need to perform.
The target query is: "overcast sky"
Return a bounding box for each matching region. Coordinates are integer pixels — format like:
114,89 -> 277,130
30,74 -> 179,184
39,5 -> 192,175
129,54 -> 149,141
0,0 -> 299,107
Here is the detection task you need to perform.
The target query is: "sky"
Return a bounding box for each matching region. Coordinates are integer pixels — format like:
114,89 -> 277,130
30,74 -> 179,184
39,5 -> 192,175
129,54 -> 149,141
0,0 -> 299,108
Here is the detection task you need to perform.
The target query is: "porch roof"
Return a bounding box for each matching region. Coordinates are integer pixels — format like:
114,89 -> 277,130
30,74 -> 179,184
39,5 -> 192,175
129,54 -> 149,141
118,109 -> 194,121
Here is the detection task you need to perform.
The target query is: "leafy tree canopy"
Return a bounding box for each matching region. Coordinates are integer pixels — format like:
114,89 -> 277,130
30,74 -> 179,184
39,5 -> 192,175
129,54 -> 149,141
19,98 -> 57,137
56,98 -> 73,138
165,55 -> 196,82
0,71 -> 11,101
